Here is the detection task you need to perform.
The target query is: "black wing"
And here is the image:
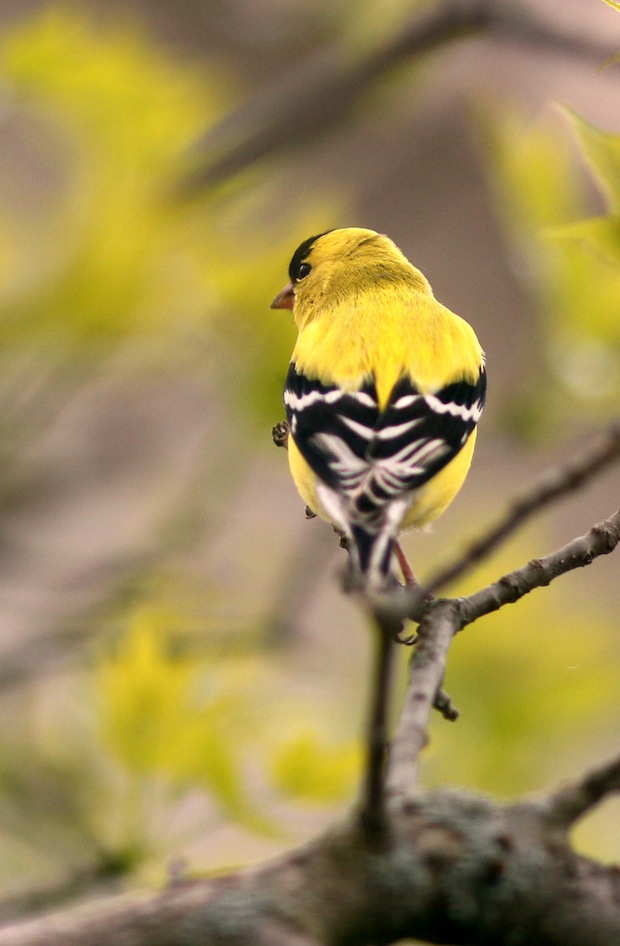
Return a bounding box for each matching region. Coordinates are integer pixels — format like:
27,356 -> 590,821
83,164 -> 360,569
284,361 -> 486,517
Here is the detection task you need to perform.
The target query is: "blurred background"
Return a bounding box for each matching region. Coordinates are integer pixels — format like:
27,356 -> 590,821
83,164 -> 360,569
0,0 -> 618,926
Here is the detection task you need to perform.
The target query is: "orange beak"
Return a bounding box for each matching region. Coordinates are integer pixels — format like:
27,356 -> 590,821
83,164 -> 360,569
270,282 -> 295,310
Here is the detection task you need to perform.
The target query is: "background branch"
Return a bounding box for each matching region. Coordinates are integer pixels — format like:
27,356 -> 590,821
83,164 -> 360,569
178,0 -> 614,193
179,0 -> 490,192
546,753 -> 620,829
426,422 -> 620,594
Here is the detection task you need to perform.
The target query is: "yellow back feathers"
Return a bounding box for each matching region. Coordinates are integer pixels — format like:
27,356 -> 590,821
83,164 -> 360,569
272,227 -> 486,590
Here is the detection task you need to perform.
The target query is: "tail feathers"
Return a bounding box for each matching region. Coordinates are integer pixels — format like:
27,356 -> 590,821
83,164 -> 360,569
314,482 -> 407,591
348,493 -> 410,590
349,523 -> 397,591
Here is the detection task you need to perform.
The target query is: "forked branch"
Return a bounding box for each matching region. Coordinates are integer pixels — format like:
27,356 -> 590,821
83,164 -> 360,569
382,508 -> 620,803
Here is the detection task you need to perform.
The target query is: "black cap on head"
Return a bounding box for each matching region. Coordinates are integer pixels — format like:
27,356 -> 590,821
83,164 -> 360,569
288,230 -> 333,283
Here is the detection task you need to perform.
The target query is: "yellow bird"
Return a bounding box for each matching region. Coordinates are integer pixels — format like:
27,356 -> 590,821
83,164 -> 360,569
271,228 -> 486,591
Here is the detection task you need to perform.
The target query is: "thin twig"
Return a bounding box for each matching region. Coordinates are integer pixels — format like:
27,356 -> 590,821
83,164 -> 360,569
457,509 -> 620,629
426,422 -> 620,595
545,753 -> 620,829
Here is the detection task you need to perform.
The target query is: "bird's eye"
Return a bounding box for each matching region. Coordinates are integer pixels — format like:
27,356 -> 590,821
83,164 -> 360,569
295,262 -> 312,281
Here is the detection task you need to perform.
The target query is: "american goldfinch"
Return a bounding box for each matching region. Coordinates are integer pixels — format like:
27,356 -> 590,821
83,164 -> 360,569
271,228 -> 486,591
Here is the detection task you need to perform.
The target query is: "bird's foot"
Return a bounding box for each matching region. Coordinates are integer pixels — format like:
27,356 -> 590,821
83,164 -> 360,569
272,421 -> 289,449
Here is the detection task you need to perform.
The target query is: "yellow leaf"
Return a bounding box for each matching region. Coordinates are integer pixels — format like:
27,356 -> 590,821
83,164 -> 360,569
271,730 -> 361,804
97,609 -> 197,776
96,609 -> 272,829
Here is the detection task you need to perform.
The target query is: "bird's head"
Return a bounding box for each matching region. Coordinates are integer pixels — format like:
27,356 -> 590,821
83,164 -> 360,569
270,228 -> 428,329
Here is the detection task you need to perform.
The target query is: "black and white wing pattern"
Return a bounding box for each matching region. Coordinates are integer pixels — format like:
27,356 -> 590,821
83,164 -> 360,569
284,367 -> 380,496
284,360 -> 486,580
359,374 -> 486,514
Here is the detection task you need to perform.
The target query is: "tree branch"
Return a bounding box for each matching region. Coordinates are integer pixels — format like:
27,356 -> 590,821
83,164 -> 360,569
179,0 -> 490,193
8,414 -> 619,942
2,788 -> 620,946
386,599 -> 460,799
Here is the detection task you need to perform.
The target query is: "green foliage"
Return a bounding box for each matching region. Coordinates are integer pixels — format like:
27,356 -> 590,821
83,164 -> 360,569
483,109 -> 584,234
96,608 -> 269,833
0,5 -> 334,427
544,113 -> 620,404
567,110 -> 620,210
92,609 -> 361,859
0,6 -> 218,349
481,106 -> 620,423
